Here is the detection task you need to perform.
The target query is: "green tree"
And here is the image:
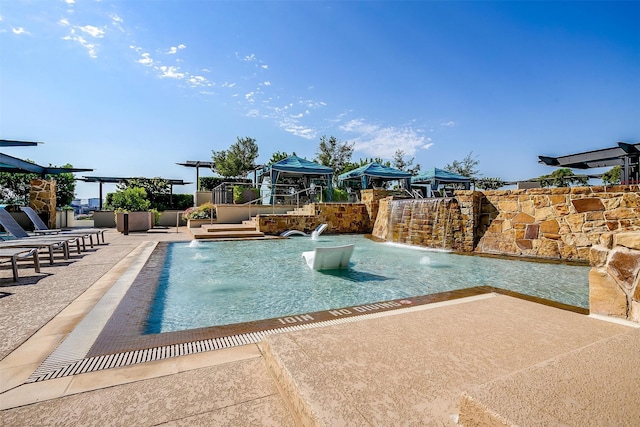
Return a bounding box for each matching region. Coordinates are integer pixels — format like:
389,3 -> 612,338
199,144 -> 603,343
212,136 -> 259,178
267,151 -> 296,165
444,151 -> 480,179
0,160 -> 77,206
602,166 -> 621,185
392,150 -> 421,176
315,135 -> 354,177
538,168 -> 589,187
117,177 -> 171,210
54,164 -> 77,206
0,171 -> 34,205
475,177 -> 506,190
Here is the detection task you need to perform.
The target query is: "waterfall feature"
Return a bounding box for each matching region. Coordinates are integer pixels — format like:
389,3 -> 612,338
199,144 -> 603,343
387,198 -> 466,251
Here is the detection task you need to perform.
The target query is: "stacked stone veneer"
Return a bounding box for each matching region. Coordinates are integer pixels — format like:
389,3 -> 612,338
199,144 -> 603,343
589,232 -> 640,323
372,195 -> 477,252
256,203 -> 371,235
29,179 -> 57,229
474,186 -> 640,261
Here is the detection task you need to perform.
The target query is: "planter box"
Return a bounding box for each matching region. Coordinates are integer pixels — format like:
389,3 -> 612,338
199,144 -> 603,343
93,211 -> 116,228
187,218 -> 216,229
116,212 -> 153,232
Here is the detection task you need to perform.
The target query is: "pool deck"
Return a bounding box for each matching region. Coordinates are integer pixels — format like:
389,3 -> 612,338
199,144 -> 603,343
0,228 -> 638,426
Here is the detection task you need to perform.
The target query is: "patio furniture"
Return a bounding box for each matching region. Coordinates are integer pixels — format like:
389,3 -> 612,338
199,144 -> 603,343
20,206 -> 105,245
0,208 -> 83,262
302,244 -> 354,270
0,247 -> 40,282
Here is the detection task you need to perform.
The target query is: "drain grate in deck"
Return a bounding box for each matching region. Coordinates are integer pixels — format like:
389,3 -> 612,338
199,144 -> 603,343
26,297 -> 478,383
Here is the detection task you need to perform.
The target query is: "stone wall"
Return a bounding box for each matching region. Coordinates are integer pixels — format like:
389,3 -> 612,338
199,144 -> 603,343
372,196 -> 477,252
589,232 -> 640,323
29,179 -> 56,229
256,203 -> 372,235
474,186 -> 640,261
360,189 -> 397,224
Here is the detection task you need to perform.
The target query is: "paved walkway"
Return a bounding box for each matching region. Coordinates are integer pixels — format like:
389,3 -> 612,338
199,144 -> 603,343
0,228 -> 637,426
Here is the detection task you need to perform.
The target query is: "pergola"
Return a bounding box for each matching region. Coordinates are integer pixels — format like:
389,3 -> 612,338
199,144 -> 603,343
81,176 -> 192,210
539,142 -> 640,184
176,160 -> 214,191
0,140 -> 93,176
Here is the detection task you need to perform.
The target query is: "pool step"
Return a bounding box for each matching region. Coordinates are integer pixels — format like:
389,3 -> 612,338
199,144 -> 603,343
190,223 -> 266,239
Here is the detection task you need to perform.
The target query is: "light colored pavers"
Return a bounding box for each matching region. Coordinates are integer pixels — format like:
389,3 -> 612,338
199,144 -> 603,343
259,294 -> 633,426
458,327 -> 640,426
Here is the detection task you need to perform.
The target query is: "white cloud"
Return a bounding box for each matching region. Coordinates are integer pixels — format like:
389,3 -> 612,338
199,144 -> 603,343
59,18 -> 70,26
111,14 -> 123,24
262,81 -> 271,86
79,25 -> 104,38
12,27 -> 29,35
79,37 -> 97,57
137,52 -> 153,66
341,119 -> 431,158
65,0 -> 75,4
341,118 -> 378,134
166,44 -> 186,54
187,75 -> 212,88
158,66 -> 184,79
222,82 -> 236,88
280,121 -> 316,139
261,64 -> 268,70
243,53 -> 256,62
440,120 -> 456,127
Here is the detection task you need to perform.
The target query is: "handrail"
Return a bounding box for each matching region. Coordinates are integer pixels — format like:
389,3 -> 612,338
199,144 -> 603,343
241,185 -> 324,218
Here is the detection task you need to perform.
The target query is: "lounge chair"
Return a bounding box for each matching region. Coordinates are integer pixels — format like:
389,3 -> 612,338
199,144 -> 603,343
0,233 -> 70,264
0,247 -> 40,281
302,244 -> 354,270
0,208 -> 83,262
20,206 -> 106,245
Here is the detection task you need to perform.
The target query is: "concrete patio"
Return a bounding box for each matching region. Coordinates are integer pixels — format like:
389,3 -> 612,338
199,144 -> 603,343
1,228 -> 638,426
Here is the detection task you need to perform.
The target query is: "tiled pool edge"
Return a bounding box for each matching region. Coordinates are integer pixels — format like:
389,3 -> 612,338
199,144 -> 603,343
26,241 -> 158,382
26,293 -> 498,383
24,238 -> 590,384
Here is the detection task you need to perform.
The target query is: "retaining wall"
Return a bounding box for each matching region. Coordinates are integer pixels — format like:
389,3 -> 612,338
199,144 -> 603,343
474,186 -> 640,261
256,203 -> 371,235
589,232 -> 640,323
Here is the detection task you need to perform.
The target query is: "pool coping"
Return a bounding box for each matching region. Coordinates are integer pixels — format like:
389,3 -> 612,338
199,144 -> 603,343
22,239 -> 588,384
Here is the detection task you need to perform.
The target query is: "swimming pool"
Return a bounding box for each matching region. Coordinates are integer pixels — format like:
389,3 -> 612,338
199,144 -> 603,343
145,235 -> 589,334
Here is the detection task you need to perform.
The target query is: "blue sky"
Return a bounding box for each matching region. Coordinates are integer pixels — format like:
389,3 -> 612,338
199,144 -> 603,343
1,1 -> 639,200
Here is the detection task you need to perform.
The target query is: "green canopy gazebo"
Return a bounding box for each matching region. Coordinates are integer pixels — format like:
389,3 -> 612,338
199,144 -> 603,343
337,163 -> 412,190
411,167 -> 471,196
261,155 -> 334,203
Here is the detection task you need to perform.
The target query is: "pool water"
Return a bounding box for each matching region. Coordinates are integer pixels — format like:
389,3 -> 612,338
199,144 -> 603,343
146,235 -> 589,333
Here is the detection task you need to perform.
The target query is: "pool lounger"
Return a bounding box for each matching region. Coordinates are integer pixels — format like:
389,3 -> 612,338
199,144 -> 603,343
0,247 -> 41,281
20,206 -> 106,245
302,244 -> 354,270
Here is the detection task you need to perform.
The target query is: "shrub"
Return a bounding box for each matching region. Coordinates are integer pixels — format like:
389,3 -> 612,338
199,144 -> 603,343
106,187 -> 151,212
182,202 -> 216,220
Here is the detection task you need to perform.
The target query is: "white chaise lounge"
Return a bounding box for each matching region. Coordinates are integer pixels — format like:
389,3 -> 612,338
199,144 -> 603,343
302,244 -> 354,270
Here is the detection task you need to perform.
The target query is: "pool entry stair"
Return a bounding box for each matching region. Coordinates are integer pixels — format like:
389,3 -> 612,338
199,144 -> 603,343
189,222 -> 267,240
257,294 -> 639,426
